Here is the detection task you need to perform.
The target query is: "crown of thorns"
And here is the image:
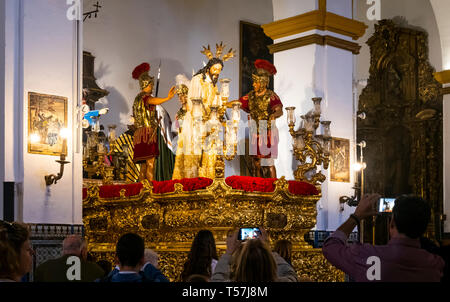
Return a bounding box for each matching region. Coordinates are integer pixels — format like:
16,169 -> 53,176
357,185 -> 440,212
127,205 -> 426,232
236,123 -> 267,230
201,42 -> 235,62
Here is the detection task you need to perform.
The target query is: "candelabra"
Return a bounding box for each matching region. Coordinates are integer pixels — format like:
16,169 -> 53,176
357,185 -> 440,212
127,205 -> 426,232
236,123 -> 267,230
285,97 -> 331,186
190,78 -> 240,178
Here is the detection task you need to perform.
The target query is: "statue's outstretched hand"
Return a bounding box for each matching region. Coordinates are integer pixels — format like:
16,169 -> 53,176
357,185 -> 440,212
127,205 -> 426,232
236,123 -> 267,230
168,86 -> 177,99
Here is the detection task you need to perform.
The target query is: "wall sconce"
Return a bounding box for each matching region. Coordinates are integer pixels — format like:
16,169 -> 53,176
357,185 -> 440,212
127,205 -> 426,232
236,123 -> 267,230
45,129 -> 71,186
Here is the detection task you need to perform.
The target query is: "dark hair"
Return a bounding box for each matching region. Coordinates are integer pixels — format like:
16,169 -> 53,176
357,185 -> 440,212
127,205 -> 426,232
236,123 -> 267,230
392,195 -> 431,239
0,221 -> 30,278
96,260 -> 113,278
116,233 -> 145,267
186,274 -> 210,282
194,58 -> 224,80
274,240 -> 292,265
233,239 -> 277,282
181,230 -> 218,281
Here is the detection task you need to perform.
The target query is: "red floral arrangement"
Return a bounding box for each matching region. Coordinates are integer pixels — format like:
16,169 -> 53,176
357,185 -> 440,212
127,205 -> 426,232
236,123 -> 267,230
152,177 -> 213,194
132,62 -> 150,79
82,176 -> 317,199
82,183 -> 144,199
225,176 -> 318,196
254,59 -> 277,76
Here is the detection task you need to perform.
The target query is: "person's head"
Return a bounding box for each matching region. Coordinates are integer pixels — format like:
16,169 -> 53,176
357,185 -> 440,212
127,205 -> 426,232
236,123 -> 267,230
186,274 -> 210,282
132,62 -> 155,93
274,240 -> 293,265
390,195 -> 431,239
232,239 -> 277,282
195,58 -> 224,87
63,235 -> 86,259
181,230 -> 218,281
116,233 -> 145,269
0,221 -> 33,281
252,59 -> 276,93
143,248 -> 159,269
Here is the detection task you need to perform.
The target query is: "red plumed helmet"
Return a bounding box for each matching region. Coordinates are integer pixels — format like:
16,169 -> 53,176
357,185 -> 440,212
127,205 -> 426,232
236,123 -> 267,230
132,63 -> 150,79
254,59 -> 277,76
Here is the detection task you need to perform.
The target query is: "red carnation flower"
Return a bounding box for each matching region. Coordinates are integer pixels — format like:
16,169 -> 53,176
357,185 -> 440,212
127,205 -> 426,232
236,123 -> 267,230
132,62 -> 150,80
254,59 -> 277,76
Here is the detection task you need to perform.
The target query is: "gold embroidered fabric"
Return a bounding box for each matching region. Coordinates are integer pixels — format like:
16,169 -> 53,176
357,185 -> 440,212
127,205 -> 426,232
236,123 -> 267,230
173,74 -> 220,179
132,92 -> 158,128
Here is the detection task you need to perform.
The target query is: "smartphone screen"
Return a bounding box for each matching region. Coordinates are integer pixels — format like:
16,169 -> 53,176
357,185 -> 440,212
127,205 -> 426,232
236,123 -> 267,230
239,228 -> 261,241
378,198 -> 395,213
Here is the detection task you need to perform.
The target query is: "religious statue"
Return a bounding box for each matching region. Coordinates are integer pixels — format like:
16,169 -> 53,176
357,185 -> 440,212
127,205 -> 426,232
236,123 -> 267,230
172,43 -> 235,179
239,59 -> 283,178
131,62 -> 176,182
171,74 -> 195,179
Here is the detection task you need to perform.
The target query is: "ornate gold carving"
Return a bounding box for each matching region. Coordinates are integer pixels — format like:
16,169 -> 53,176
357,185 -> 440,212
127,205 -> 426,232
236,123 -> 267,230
83,177 -> 340,280
292,250 -> 345,282
358,20 -> 443,242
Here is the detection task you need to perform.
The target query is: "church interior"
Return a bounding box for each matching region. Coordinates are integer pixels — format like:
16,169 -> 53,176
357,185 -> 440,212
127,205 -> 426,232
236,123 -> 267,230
1,0 -> 450,282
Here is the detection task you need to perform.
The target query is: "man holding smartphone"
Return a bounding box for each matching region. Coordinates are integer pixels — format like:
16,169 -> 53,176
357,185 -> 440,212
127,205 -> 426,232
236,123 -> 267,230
322,194 -> 444,282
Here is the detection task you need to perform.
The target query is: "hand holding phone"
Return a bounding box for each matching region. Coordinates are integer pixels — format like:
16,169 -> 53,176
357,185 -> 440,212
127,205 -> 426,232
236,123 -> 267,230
378,197 -> 395,213
238,227 -> 261,241
354,193 -> 380,219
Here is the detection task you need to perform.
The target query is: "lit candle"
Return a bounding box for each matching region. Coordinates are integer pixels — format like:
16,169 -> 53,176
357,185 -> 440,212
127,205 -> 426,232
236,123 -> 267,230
59,128 -> 70,156
232,103 -> 241,124
61,138 -> 67,156
220,78 -> 230,101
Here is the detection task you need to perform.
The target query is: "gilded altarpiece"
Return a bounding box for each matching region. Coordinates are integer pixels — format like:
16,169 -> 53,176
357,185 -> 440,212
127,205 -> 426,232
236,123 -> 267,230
83,178 -> 344,282
357,20 -> 443,243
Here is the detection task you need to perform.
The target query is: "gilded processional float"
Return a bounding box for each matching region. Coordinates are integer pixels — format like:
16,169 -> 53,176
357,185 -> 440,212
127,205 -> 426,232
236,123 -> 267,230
82,43 -> 343,282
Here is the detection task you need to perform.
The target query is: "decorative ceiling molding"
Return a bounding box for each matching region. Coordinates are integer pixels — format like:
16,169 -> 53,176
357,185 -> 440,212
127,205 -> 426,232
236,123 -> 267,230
268,34 -> 361,54
261,3 -> 367,41
434,69 -> 450,84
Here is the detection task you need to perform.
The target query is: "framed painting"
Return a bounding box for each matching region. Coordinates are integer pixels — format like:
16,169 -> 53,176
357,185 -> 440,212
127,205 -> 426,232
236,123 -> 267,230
330,137 -> 350,183
239,21 -> 274,97
239,21 -> 273,175
28,92 -> 68,156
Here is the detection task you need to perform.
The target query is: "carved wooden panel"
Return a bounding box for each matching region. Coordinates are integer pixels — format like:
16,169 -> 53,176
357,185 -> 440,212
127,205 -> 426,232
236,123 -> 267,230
357,20 -> 443,242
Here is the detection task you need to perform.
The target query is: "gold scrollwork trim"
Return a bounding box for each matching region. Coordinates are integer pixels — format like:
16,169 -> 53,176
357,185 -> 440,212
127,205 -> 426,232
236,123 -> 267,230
268,34 -> 361,54
434,69 -> 450,84
262,9 -> 367,41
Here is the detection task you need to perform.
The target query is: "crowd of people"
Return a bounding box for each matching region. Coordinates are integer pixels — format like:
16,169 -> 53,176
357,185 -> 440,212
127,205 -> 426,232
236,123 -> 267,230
0,194 -> 448,282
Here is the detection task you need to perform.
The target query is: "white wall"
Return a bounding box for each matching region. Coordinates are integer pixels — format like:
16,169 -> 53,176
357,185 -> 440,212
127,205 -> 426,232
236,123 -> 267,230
17,0 -> 82,224
272,0 -> 357,231
272,0 -> 317,20
430,0 -> 450,233
0,0 -> 5,220
444,93 -> 450,233
83,0 -> 273,133
430,0 -> 450,70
